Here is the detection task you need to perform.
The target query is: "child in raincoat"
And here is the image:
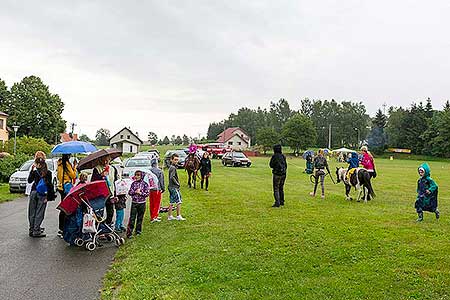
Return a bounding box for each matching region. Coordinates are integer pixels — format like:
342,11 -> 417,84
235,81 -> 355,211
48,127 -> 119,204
415,163 -> 439,222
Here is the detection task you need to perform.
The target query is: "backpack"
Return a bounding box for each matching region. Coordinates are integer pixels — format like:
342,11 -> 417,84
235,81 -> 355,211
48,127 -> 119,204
36,177 -> 48,196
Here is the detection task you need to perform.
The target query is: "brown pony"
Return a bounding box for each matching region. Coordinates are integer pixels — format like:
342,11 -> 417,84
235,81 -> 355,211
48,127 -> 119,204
184,153 -> 200,188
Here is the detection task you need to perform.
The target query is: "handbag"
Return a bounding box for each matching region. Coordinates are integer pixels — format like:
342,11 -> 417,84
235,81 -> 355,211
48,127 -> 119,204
36,177 -> 48,196
63,182 -> 73,194
82,208 -> 97,233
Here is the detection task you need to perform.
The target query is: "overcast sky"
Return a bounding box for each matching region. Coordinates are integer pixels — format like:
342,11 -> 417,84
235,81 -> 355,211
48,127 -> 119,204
1,0 -> 450,140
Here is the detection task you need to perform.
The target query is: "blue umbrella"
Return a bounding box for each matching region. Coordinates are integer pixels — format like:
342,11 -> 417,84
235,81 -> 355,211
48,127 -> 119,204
51,141 -> 97,154
302,150 -> 314,159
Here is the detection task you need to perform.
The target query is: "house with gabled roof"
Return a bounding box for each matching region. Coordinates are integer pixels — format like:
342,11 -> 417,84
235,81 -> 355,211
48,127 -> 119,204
0,111 -> 9,145
109,127 -> 143,154
217,127 -> 251,150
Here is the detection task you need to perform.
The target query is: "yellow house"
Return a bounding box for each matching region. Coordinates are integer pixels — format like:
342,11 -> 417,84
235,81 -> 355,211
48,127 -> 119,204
0,112 -> 8,145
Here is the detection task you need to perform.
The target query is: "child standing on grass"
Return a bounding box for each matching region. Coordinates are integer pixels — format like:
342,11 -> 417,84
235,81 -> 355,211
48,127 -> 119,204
269,144 -> 287,207
168,153 -> 186,221
415,163 -> 439,222
127,170 -> 150,238
310,149 -> 330,199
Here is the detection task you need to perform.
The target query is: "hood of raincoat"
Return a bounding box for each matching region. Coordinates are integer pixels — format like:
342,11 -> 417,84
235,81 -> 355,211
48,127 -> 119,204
418,163 -> 431,178
273,144 -> 282,154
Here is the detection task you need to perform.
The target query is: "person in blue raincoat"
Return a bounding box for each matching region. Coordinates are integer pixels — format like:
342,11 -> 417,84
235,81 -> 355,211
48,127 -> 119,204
415,163 -> 439,222
347,152 -> 359,170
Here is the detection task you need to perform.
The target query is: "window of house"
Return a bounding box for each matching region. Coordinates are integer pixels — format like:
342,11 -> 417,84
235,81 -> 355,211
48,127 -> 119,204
120,134 -> 124,139
127,135 -> 131,139
238,142 -> 242,145
130,145 -> 133,152
228,141 -> 233,145
0,119 -> 3,129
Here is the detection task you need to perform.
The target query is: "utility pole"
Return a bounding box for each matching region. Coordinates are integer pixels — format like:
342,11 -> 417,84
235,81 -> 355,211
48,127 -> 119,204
382,102 -> 387,115
328,124 -> 332,149
69,123 -> 77,139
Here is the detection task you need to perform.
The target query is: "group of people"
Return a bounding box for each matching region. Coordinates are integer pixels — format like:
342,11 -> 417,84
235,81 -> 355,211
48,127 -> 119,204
269,145 -> 439,222
26,149 -> 208,239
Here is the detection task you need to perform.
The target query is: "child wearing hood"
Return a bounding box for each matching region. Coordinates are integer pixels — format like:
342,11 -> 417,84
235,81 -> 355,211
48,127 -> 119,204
269,144 -> 287,207
415,163 -> 439,222
126,170 -> 150,238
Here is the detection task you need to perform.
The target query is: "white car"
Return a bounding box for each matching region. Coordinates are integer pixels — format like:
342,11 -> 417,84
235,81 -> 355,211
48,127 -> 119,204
9,159 -> 58,193
121,157 -> 153,179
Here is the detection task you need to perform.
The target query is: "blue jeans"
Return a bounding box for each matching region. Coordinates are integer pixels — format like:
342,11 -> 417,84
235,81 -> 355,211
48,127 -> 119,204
115,209 -> 124,230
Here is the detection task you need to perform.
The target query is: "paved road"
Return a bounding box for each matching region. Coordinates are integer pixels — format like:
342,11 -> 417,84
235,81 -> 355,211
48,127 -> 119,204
0,196 -> 120,300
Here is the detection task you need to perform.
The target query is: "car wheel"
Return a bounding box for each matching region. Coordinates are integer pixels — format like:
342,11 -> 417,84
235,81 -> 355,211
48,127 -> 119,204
247,163 -> 251,167
9,189 -> 14,194
222,160 -> 226,166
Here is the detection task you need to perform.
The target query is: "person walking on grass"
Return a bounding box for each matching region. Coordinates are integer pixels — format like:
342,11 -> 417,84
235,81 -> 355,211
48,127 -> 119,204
127,170 -> 150,238
310,149 -> 331,199
199,151 -> 212,191
269,144 -> 287,207
150,159 -> 165,223
56,154 -> 77,238
168,153 -> 186,220
27,154 -> 56,237
415,163 -> 439,222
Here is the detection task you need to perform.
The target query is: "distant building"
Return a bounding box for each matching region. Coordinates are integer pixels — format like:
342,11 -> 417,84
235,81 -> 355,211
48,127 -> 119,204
110,127 -> 143,154
0,112 -> 9,145
217,127 -> 251,149
60,133 -> 79,143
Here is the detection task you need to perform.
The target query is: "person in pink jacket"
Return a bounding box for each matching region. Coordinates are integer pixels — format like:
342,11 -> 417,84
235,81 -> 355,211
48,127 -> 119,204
360,146 -> 377,178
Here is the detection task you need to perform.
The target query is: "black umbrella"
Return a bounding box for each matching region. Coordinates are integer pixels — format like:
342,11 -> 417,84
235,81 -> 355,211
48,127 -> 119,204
77,148 -> 122,171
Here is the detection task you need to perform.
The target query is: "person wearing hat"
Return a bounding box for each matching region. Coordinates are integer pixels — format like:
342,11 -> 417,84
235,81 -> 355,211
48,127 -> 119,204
269,144 -> 287,207
360,146 -> 376,179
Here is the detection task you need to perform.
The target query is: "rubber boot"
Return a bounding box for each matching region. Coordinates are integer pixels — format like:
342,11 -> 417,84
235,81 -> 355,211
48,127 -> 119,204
435,209 -> 440,220
416,212 -> 424,222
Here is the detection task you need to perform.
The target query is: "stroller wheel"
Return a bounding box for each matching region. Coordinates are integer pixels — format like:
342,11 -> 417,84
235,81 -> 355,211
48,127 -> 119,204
106,235 -> 115,243
120,238 -> 125,245
114,239 -> 121,247
86,242 -> 96,251
74,238 -> 84,247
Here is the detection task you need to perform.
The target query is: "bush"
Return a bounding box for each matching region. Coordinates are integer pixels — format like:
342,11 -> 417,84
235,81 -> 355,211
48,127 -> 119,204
0,153 -> 30,183
2,136 -> 52,157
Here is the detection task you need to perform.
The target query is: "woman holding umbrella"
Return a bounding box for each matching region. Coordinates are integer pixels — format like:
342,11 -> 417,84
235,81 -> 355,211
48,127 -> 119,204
56,154 -> 77,238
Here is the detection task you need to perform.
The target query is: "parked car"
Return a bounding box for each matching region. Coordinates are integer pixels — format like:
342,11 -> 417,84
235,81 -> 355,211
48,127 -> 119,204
121,157 -> 152,179
9,159 -> 58,193
164,150 -> 187,168
222,151 -> 252,167
135,149 -> 160,161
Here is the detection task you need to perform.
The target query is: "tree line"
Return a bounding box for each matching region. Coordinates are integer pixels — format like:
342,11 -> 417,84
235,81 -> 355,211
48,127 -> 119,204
207,97 -> 450,157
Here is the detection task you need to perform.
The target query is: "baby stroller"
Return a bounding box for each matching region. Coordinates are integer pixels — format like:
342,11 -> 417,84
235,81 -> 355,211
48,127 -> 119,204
58,181 -> 125,251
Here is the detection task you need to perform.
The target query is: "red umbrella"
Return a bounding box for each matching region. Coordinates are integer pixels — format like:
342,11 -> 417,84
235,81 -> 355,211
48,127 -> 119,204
77,148 -> 122,171
57,181 -> 110,215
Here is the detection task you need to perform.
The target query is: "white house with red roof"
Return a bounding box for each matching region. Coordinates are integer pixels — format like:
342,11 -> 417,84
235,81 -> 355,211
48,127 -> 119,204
217,127 -> 251,149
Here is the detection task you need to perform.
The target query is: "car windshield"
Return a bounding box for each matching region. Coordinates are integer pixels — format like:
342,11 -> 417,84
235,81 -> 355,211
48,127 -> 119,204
46,160 -> 55,171
125,159 -> 151,167
20,161 -> 34,171
233,152 -> 246,158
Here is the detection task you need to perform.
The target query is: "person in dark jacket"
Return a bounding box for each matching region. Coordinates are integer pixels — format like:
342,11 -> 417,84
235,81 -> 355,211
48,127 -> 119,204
27,156 -> 56,237
199,152 -> 212,191
310,149 -> 331,199
415,163 -> 439,221
269,144 -> 287,207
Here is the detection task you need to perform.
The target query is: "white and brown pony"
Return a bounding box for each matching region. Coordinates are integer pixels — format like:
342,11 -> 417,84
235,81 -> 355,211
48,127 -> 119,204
336,167 -> 375,203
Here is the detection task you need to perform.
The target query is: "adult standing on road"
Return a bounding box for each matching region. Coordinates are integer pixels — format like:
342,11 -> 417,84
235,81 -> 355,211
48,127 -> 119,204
269,144 -> 287,207
56,154 -> 77,238
360,146 -> 377,179
27,153 -> 56,237
91,155 -> 117,226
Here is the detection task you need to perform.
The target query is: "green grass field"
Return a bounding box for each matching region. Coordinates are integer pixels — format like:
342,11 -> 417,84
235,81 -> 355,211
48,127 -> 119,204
0,184 -> 21,203
2,145 -> 449,298
102,156 -> 450,300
